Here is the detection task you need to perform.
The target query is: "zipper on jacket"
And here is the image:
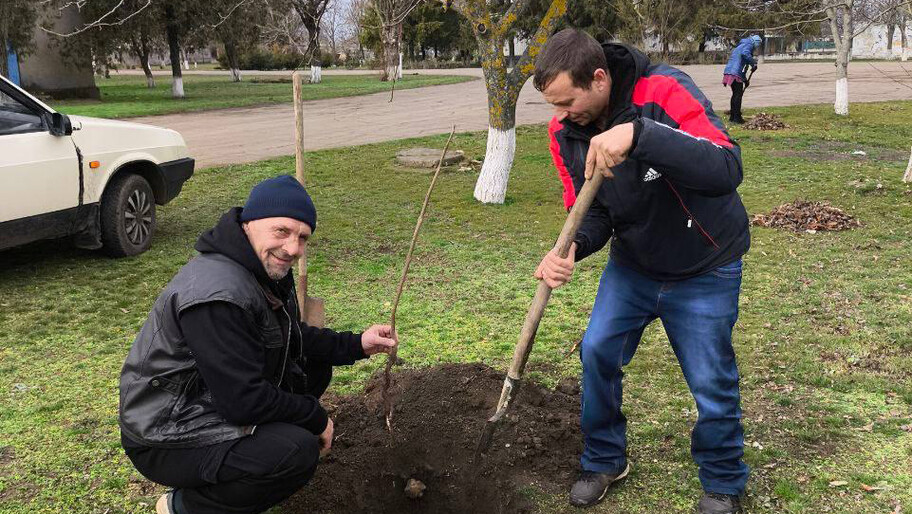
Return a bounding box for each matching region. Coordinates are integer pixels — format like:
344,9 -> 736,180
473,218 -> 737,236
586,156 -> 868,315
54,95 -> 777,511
277,303 -> 292,389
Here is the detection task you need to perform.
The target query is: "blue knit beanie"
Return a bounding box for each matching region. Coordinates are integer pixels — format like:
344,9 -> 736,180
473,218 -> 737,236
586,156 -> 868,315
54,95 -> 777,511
750,35 -> 762,48
239,175 -> 317,231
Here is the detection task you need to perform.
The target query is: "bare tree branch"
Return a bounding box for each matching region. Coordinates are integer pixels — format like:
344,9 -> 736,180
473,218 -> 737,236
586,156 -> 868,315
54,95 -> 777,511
41,0 -> 153,37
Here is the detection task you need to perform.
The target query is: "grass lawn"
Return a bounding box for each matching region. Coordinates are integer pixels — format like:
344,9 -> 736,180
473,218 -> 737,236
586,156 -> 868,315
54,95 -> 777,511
1,101 -> 910,513
51,73 -> 476,119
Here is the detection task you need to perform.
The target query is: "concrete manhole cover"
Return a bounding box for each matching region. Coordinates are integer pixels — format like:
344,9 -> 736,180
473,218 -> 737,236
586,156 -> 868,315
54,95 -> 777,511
396,147 -> 465,169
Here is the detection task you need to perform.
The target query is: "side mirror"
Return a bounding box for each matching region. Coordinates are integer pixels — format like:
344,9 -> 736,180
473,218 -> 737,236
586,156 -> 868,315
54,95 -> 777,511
48,112 -> 73,136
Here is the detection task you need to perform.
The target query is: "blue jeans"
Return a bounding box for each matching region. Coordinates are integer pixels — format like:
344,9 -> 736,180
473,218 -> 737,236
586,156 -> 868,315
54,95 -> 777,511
580,259 -> 749,496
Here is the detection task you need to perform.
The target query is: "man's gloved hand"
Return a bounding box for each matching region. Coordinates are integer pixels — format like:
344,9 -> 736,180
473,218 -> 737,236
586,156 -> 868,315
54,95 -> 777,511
751,64 -> 758,72
361,324 -> 397,356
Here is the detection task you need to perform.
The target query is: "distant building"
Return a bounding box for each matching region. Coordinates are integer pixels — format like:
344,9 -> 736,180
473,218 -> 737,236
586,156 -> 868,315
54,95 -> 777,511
12,5 -> 99,99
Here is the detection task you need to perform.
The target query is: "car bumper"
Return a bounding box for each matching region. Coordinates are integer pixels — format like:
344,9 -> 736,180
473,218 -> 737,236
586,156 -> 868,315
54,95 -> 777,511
159,157 -> 195,204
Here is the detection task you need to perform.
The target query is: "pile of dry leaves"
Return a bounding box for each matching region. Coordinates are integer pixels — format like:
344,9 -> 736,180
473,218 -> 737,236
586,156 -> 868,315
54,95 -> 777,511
744,112 -> 788,130
751,200 -> 861,233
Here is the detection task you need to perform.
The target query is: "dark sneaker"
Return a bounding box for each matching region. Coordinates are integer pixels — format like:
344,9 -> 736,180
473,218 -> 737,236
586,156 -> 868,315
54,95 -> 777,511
697,492 -> 742,514
568,462 -> 630,507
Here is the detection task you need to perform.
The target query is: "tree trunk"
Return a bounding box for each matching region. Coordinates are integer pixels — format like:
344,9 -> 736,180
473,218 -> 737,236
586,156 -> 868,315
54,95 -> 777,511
165,7 -> 184,99
381,23 -> 400,81
887,24 -> 895,52
902,19 -> 908,62
834,57 -> 848,115
828,4 -> 852,116
310,44 -> 322,84
224,40 -> 242,82
474,52 -> 520,204
903,146 -> 912,182
301,16 -> 322,84
139,50 -> 155,88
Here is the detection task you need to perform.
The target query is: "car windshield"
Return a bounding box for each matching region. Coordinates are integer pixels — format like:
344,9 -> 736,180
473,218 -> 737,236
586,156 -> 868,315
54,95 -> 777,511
0,89 -> 44,135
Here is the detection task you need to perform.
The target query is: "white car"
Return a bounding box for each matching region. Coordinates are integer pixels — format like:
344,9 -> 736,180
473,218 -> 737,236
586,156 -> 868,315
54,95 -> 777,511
0,74 -> 194,257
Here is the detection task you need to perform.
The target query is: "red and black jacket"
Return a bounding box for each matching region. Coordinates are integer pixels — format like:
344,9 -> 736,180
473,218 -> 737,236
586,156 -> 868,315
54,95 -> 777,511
549,43 -> 750,281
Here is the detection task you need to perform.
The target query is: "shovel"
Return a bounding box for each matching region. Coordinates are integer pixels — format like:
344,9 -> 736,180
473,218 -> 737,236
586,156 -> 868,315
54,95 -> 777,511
476,170 -> 606,455
292,71 -> 325,327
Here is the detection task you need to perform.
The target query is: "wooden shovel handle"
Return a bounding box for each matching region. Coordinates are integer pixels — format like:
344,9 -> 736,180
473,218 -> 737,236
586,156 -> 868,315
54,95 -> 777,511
506,171 -> 606,379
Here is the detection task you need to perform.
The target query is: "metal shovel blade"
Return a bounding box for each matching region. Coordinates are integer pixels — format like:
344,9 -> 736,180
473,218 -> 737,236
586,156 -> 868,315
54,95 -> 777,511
475,374 -> 520,457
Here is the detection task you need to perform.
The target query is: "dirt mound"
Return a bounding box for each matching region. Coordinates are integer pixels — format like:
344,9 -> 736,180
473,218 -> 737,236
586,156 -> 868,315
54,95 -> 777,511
751,200 -> 861,232
283,363 -> 583,514
744,112 -> 788,130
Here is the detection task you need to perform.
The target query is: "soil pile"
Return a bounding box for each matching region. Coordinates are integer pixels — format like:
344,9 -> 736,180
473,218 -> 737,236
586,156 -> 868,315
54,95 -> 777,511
751,200 -> 861,232
283,363 -> 583,514
744,112 -> 788,130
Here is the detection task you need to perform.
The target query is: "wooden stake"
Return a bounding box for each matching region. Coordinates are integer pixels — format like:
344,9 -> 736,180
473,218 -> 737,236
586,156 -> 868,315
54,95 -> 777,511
292,71 -> 325,327
381,126 -> 457,430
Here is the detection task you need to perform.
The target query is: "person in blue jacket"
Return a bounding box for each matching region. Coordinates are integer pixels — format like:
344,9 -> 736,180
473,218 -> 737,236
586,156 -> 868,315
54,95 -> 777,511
723,35 -> 762,124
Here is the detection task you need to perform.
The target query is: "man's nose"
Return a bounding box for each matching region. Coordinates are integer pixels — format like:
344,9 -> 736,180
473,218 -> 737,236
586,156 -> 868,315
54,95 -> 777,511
284,238 -> 303,258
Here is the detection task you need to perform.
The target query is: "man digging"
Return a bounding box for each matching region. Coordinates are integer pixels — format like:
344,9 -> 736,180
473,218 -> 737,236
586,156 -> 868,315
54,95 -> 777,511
118,175 -> 398,514
533,29 -> 751,513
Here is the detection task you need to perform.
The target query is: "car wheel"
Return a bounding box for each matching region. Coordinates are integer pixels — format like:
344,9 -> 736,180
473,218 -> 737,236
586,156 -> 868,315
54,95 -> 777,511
100,173 -> 156,257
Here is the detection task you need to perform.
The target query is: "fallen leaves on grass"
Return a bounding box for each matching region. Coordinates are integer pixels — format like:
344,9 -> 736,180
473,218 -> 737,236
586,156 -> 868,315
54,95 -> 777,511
744,112 -> 788,130
829,480 -> 849,487
751,200 -> 861,233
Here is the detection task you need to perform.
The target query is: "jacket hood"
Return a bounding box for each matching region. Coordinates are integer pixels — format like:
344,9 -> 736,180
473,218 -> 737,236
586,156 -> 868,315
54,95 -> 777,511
195,207 -> 294,295
742,36 -> 761,48
602,43 -> 650,128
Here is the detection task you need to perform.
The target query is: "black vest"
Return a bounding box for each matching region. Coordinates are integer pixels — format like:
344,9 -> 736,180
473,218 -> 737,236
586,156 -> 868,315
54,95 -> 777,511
119,253 -> 297,447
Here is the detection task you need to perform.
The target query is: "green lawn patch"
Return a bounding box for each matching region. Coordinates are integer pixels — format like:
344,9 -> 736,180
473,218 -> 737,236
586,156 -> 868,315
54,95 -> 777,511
52,73 -> 476,119
0,101 -> 910,513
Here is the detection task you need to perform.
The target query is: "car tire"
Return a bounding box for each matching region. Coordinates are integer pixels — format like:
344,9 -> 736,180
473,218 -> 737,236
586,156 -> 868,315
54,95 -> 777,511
100,173 -> 156,257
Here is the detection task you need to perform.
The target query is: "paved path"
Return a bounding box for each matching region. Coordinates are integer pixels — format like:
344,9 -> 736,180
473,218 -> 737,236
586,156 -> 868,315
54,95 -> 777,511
124,62 -> 912,168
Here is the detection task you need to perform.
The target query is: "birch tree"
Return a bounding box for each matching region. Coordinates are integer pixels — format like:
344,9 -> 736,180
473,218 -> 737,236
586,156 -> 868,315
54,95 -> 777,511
448,0 -> 567,204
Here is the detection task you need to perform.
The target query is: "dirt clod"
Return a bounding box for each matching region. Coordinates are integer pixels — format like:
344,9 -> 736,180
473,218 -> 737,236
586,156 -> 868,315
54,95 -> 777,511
283,363 -> 583,514
751,200 -> 861,232
744,112 -> 788,130
404,478 -> 427,499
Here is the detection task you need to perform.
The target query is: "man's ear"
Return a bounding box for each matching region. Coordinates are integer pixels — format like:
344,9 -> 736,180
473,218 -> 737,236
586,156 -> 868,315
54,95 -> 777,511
593,68 -> 610,91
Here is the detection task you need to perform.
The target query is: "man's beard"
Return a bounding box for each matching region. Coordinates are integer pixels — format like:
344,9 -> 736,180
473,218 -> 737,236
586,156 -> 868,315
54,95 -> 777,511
264,252 -> 293,280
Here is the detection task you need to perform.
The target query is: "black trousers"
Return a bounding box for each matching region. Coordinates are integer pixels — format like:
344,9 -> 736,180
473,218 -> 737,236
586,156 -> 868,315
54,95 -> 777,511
729,81 -> 745,123
125,363 -> 332,514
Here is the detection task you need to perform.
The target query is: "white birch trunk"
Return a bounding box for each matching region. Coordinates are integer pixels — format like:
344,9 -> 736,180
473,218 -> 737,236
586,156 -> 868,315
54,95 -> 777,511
172,76 -> 185,98
146,75 -> 156,88
230,68 -> 241,82
473,127 -> 516,204
397,53 -> 403,79
903,146 -> 912,183
310,65 -> 322,84
835,76 -> 849,116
